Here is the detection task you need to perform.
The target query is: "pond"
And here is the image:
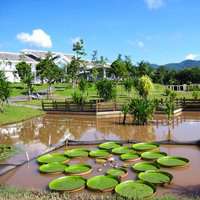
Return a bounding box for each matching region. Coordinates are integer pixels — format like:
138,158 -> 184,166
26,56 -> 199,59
0,112 -> 200,196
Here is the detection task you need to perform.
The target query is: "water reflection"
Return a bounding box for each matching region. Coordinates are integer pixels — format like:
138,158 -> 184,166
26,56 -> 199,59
0,112 -> 200,153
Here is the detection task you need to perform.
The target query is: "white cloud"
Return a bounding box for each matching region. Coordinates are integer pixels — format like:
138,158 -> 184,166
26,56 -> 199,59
144,0 -> 165,10
185,53 -> 199,60
17,29 -> 52,48
137,41 -> 145,48
70,37 -> 81,44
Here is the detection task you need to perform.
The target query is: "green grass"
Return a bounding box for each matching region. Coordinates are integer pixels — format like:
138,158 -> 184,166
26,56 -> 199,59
0,186 -> 199,200
0,105 -> 44,126
10,83 -> 48,97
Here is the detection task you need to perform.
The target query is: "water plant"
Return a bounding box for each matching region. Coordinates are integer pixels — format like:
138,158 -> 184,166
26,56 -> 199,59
39,162 -> 67,174
0,144 -> 15,161
112,146 -> 134,155
64,148 -> 88,158
138,170 -> 173,185
64,164 -> 92,175
157,156 -> 189,167
87,175 -> 118,192
89,149 -> 111,158
106,168 -> 128,178
132,142 -> 159,152
141,151 -> 167,160
120,153 -> 140,162
132,162 -> 160,172
49,176 -> 86,192
37,153 -> 69,164
99,142 -> 121,150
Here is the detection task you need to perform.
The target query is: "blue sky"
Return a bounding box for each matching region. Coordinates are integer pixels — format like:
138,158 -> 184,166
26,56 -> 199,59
0,0 -> 200,64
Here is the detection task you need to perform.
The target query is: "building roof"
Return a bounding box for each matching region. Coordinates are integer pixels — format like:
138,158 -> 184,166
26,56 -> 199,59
0,52 -> 36,62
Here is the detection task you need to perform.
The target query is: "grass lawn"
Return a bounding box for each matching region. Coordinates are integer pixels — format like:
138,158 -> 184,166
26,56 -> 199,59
10,83 -> 48,97
0,186 -> 199,200
0,105 -> 44,126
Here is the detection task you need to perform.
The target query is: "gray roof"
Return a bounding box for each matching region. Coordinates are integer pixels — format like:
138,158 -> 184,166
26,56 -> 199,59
0,52 -> 36,62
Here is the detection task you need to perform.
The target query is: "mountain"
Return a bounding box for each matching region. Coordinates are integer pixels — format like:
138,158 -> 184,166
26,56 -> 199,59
150,59 -> 200,70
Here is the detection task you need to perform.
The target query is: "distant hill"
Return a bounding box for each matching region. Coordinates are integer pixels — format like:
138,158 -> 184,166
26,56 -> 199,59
150,60 -> 200,70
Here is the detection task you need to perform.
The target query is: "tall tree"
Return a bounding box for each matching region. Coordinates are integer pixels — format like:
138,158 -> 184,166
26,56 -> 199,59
137,61 -> 153,77
36,53 -> 62,97
15,61 -> 34,97
0,71 -> 10,112
110,54 -> 128,81
68,39 -> 86,87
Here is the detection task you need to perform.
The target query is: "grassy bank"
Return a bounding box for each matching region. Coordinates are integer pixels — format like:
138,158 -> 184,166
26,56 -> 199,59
0,186 -> 199,200
0,105 -> 44,126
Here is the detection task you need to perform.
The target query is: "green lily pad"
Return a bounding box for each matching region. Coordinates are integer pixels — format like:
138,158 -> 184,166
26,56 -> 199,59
120,153 -> 140,162
112,146 -> 134,155
115,180 -> 155,199
87,175 -> 118,192
99,142 -> 121,150
106,168 -> 127,178
132,162 -> 160,172
65,164 -> 92,175
39,162 -> 67,173
157,156 -> 189,167
132,143 -> 159,152
37,153 -> 69,164
138,170 -> 173,184
49,176 -> 86,192
89,150 -> 111,159
65,149 -> 88,158
141,151 -> 167,160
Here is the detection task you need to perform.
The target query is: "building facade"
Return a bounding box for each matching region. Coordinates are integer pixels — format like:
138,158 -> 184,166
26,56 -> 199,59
0,50 -> 72,83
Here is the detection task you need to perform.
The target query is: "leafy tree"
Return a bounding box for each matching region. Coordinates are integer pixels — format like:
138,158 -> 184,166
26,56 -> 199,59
71,91 -> 86,105
15,61 -> 34,96
0,71 -> 10,112
96,79 -> 116,101
124,56 -> 137,78
110,55 -> 128,81
164,90 -> 177,122
91,50 -> 99,82
136,75 -> 153,99
137,61 -> 153,77
123,78 -> 133,95
36,53 -> 62,97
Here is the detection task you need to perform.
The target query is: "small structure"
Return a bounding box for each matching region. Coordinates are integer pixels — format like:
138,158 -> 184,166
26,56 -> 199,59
166,84 -> 200,91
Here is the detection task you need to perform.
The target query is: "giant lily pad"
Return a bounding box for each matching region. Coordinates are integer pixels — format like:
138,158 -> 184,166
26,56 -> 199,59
112,146 -> 134,155
106,168 -> 128,178
49,176 -> 86,192
87,175 -> 118,192
65,149 -> 88,158
138,170 -> 173,184
115,180 -> 155,199
37,153 -> 69,164
141,151 -> 167,160
89,150 -> 111,159
132,162 -> 160,172
132,143 -> 159,152
65,164 -> 92,175
157,156 -> 189,167
120,153 -> 140,162
39,162 -> 67,173
99,142 -> 121,150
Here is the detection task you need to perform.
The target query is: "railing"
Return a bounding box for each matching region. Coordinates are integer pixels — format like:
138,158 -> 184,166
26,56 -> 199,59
42,98 -> 200,113
42,99 -> 124,113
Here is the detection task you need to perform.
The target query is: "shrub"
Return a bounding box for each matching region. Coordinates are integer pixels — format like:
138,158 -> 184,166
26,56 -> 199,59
129,98 -> 157,125
123,79 -> 133,94
71,91 -> 86,105
136,75 -> 153,99
96,79 -> 116,101
78,78 -> 88,94
192,91 -> 199,100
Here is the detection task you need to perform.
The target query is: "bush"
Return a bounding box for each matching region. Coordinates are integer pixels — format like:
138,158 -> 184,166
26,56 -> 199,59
192,91 -> 199,100
71,91 -> 86,105
123,78 -> 133,94
136,75 -> 153,98
78,78 -> 88,94
129,98 -> 157,125
96,79 -> 116,101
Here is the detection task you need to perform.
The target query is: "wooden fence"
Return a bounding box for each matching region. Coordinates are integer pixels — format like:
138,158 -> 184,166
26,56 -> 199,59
41,98 -> 200,113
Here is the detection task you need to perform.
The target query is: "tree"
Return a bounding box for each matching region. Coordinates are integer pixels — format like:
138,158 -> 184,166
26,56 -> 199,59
68,39 -> 87,87
15,61 -> 34,97
110,55 -> 127,81
91,50 -> 99,82
0,71 -> 10,112
96,79 -> 116,101
137,61 -> 153,77
123,78 -> 133,95
124,56 -> 137,78
136,75 -> 153,99
36,53 -> 62,97
78,78 -> 88,94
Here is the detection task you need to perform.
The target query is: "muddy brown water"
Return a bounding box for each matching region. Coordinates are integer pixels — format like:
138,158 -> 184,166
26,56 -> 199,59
0,112 -> 200,197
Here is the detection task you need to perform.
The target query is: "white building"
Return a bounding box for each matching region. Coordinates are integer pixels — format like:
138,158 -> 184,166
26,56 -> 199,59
0,49 -> 111,83
0,50 -> 73,83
